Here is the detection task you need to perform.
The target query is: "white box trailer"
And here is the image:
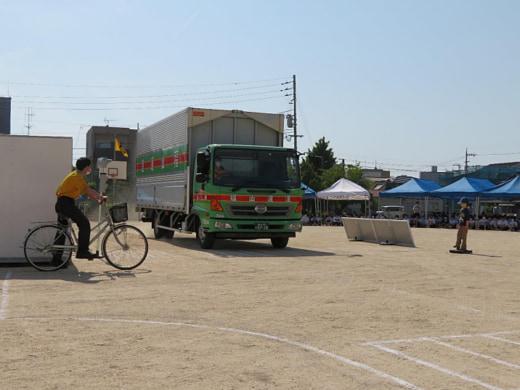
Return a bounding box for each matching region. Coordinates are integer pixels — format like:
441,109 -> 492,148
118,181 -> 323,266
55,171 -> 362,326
0,135 -> 72,261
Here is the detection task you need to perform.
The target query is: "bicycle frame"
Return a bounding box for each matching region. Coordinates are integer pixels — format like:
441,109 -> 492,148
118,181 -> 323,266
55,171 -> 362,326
69,213 -> 111,249
55,204 -> 126,254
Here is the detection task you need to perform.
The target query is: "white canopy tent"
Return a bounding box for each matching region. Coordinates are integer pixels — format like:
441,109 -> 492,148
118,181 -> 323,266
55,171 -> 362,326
317,178 -> 371,217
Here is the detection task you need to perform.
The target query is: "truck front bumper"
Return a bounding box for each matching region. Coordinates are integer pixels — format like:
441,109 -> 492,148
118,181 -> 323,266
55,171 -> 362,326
205,218 -> 302,239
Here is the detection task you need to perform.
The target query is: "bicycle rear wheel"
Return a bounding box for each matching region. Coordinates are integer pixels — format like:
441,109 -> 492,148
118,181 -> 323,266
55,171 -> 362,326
24,225 -> 73,271
102,224 -> 148,270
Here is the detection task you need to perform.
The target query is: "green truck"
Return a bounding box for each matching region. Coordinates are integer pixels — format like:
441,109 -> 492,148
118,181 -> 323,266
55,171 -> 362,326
136,107 -> 303,249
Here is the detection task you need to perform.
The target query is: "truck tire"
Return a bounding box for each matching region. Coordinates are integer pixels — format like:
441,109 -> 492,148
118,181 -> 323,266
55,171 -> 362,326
153,213 -> 164,239
197,219 -> 215,249
271,237 -> 289,248
153,213 -> 174,239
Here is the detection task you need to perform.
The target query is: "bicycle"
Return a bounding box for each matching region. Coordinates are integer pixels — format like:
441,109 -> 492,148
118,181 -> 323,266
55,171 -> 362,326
23,202 -> 148,272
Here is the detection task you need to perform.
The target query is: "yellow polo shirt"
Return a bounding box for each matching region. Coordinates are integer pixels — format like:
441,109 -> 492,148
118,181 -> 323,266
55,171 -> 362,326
56,170 -> 89,200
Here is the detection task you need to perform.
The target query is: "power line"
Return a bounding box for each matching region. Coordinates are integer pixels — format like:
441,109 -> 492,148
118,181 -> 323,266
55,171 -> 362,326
11,82 -> 286,100
13,94 -> 287,111
15,88 -> 285,106
0,76 -> 292,90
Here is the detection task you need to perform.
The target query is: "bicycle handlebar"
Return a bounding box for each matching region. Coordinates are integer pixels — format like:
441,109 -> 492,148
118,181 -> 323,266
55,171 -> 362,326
96,196 -> 109,205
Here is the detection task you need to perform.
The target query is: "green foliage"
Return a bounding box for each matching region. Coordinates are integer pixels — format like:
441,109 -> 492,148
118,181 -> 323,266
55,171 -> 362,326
345,163 -> 373,189
301,137 -> 373,190
300,157 -> 322,191
321,164 -> 346,189
301,137 -> 339,191
77,181 -> 97,217
309,137 -> 336,169
300,137 -> 378,216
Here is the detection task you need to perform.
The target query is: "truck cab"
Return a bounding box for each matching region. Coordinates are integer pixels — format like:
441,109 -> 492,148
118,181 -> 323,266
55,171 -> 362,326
192,144 -> 303,248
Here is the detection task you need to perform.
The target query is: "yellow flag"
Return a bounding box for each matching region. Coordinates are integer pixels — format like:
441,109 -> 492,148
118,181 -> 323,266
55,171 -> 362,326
115,137 -> 129,158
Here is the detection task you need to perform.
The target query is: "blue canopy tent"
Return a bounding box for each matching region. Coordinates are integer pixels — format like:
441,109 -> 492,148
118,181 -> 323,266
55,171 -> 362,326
301,183 -> 318,217
480,175 -> 520,200
429,177 -> 495,200
379,178 -> 441,217
301,183 -> 317,199
380,178 -> 440,198
430,177 -> 496,217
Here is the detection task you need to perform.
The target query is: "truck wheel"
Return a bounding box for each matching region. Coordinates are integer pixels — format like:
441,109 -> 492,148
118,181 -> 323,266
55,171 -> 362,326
271,237 -> 289,248
153,213 -> 165,239
156,222 -> 174,239
197,220 -> 215,249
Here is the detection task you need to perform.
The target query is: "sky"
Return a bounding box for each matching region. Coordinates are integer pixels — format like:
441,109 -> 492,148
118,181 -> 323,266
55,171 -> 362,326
1,0 -> 519,177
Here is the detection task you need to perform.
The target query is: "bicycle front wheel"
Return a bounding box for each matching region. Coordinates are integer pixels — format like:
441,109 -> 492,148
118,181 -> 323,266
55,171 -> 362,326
24,225 -> 73,271
102,224 -> 148,270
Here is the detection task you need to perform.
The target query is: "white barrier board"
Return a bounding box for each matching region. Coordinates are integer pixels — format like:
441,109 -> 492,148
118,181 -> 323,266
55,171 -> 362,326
0,135 -> 72,260
341,218 -> 415,247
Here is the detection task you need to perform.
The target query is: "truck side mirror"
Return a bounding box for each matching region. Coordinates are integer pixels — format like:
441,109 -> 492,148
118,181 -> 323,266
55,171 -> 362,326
195,173 -> 208,183
196,150 -> 210,174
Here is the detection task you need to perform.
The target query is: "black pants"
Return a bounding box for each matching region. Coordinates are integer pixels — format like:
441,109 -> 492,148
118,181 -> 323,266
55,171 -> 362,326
55,196 -> 90,253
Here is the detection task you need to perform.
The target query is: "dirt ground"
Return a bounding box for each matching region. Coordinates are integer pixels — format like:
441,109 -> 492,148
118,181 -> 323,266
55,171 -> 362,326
2,223 -> 520,389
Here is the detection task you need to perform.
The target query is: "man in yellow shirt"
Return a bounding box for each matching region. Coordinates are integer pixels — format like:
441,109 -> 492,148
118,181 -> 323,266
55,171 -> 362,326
56,157 -> 107,260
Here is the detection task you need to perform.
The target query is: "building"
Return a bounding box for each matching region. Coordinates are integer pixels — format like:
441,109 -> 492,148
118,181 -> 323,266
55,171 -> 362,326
362,168 -> 390,180
0,97 -> 11,134
421,162 -> 520,187
86,126 -> 136,167
85,126 -> 137,208
420,166 -> 442,183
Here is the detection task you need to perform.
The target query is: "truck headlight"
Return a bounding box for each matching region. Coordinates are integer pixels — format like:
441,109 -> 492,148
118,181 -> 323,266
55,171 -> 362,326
288,223 -> 302,230
215,222 -> 233,230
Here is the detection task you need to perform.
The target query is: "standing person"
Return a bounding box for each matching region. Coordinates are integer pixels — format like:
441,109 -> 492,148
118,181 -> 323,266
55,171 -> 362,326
55,157 -> 108,260
412,201 -> 421,217
411,201 -> 421,227
454,197 -> 471,252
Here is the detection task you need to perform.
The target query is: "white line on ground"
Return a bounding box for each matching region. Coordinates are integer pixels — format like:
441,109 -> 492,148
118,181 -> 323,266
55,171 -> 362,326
369,343 -> 506,390
13,316 -> 423,390
425,337 -> 520,370
481,335 -> 520,346
0,272 -> 11,320
360,330 -> 520,346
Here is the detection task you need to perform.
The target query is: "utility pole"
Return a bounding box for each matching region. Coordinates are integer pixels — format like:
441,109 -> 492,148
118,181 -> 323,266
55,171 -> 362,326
292,74 -> 297,151
283,75 -> 302,151
24,108 -> 33,135
465,148 -> 476,174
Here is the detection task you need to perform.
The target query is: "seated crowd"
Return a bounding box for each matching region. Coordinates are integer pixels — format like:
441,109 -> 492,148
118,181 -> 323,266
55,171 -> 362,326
386,212 -> 518,231
301,211 -> 519,231
301,213 -> 344,226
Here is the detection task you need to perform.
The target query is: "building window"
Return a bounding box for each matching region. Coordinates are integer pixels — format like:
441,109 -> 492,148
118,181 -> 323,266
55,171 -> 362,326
96,141 -> 113,149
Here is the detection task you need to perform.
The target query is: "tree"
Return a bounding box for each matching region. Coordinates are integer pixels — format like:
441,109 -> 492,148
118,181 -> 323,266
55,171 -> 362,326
299,138 -> 378,216
300,157 -> 322,192
300,137 -> 372,195
345,163 -> 372,189
301,137 -> 338,191
321,164 -> 346,189
309,137 -> 336,169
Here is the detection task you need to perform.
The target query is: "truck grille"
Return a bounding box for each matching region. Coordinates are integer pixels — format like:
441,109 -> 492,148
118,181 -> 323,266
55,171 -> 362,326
226,205 -> 292,217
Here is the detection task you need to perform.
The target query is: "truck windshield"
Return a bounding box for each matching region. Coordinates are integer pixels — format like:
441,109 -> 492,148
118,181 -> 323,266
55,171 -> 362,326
213,148 -> 300,189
